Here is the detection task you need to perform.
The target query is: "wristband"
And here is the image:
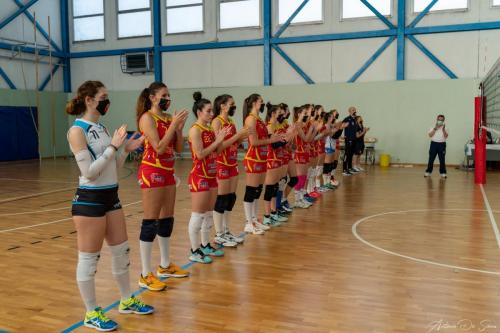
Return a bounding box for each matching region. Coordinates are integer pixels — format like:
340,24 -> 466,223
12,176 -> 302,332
109,144 -> 118,151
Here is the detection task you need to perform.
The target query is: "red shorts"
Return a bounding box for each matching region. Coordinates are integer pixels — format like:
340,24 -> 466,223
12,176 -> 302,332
216,165 -> 239,180
188,173 -> 217,192
244,159 -> 267,174
138,165 -> 176,189
294,152 -> 310,164
281,152 -> 291,165
309,147 -> 318,158
267,159 -> 282,170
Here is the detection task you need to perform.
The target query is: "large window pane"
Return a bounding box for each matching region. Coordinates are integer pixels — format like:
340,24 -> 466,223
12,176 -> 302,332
414,0 -> 468,12
279,0 -> 322,24
118,11 -> 152,37
118,0 -> 150,11
220,0 -> 260,29
74,16 -> 104,41
494,0 -> 500,6
73,0 -> 103,17
167,6 -> 203,33
342,0 -> 391,19
167,0 -> 202,5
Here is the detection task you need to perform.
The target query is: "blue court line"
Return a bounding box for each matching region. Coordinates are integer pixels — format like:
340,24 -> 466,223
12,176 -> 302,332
60,233 -> 246,333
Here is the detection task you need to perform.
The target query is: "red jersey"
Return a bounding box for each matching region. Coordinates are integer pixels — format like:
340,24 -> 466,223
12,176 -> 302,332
244,114 -> 268,163
213,116 -> 238,168
141,112 -> 176,171
295,121 -> 310,153
189,123 -> 217,179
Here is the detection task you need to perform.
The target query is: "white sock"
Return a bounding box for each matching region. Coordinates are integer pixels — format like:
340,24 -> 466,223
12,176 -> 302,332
243,201 -> 253,224
252,199 -> 259,222
76,251 -> 99,312
157,236 -> 170,268
109,241 -> 131,301
139,240 -> 153,277
213,210 -> 224,235
188,212 -> 204,251
323,174 -> 330,184
78,280 -> 97,312
294,190 -> 302,203
223,211 -> 230,233
315,178 -> 321,188
201,211 -> 213,246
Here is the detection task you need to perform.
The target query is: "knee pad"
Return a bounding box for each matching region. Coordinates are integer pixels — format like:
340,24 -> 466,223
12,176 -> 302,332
323,163 -> 332,174
278,177 -> 288,191
333,160 -> 338,170
226,193 -> 237,211
76,251 -> 100,282
214,195 -> 227,214
139,219 -> 157,242
201,212 -> 213,232
264,184 -> 275,201
110,241 -> 130,276
244,186 -> 257,202
255,184 -> 263,200
157,217 -> 174,237
287,176 -> 298,188
188,212 -> 204,233
316,166 -> 323,176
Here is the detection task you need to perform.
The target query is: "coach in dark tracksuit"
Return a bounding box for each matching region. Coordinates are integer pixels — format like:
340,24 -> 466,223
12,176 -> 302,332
342,107 -> 358,176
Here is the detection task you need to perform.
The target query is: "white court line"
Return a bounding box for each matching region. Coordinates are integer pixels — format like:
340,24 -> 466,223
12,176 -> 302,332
352,208 -> 500,277
0,177 -> 76,184
0,206 -> 69,217
0,187 -> 75,204
479,184 -> 500,248
0,200 -> 142,234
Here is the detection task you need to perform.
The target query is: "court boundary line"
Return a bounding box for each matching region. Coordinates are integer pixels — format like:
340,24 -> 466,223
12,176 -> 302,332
352,208 -> 500,276
479,184 -> 500,248
0,178 -> 76,184
0,187 -> 76,205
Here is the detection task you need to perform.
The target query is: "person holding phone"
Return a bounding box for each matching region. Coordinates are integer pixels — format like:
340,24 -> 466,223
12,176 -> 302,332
425,114 -> 448,178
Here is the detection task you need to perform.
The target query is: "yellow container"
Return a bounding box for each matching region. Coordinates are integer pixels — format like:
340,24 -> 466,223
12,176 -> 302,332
379,154 -> 391,167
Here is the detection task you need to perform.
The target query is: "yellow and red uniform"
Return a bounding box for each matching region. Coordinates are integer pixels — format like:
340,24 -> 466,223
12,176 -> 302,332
266,121 -> 283,170
214,115 -> 239,180
243,114 -> 268,174
138,112 -> 177,189
294,121 -> 310,164
281,120 -> 293,165
188,123 -> 218,192
316,124 -> 326,156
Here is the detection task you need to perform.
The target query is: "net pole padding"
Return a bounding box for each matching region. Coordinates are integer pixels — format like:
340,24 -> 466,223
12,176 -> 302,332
475,96 -> 486,185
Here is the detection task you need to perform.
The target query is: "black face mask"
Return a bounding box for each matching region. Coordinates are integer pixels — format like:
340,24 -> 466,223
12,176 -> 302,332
259,104 -> 265,113
229,105 -> 236,117
277,114 -> 285,123
302,115 -> 308,122
159,98 -> 170,111
353,112 -> 357,117
285,112 -> 290,119
335,114 -> 339,120
96,99 -> 110,116
315,115 -> 320,121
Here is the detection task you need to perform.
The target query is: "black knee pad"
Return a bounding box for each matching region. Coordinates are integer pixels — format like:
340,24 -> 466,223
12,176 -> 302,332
214,194 -> 227,214
287,176 -> 298,188
140,219 -> 157,242
323,163 -> 333,174
333,160 -> 338,170
255,184 -> 263,199
244,186 -> 257,202
264,184 -> 275,201
226,193 -> 237,211
157,217 -> 174,237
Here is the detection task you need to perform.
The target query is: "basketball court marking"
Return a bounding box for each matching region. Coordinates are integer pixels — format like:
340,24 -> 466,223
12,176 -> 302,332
480,184 -> 500,248
352,208 -> 500,276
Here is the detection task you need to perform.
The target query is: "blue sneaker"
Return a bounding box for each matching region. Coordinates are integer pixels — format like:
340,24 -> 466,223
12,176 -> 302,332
282,201 -> 293,213
189,248 -> 213,264
119,295 -> 154,315
84,307 -> 118,331
303,194 -> 315,203
201,243 -> 224,257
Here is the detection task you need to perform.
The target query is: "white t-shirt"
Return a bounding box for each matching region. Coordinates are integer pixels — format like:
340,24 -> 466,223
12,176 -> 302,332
428,126 -> 448,143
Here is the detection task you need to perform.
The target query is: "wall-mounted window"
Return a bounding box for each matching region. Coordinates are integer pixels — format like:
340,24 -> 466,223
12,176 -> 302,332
493,0 -> 500,6
73,0 -> 104,41
278,0 -> 323,25
219,0 -> 260,30
342,0 -> 391,19
413,0 -> 468,12
117,0 -> 151,38
166,0 -> 203,34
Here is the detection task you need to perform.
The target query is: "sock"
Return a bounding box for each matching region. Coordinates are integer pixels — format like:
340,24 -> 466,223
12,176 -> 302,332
213,210 -> 224,235
243,201 -> 253,224
76,251 -> 100,312
201,211 -> 213,247
223,211 -> 230,233
252,199 -> 259,222
139,241 -> 153,277
109,242 -> 131,301
315,178 -> 321,188
157,236 -> 170,268
323,174 -> 330,184
188,212 -> 204,251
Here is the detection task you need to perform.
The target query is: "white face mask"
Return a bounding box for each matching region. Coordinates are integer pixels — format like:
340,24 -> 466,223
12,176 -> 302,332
437,120 -> 444,126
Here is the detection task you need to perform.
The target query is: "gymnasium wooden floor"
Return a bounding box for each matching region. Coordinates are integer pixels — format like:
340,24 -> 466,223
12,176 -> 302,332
1,159 -> 500,333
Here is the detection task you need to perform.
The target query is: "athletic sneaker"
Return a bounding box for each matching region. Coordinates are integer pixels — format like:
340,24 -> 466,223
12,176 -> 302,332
357,166 -> 365,172
349,168 -> 359,174
424,172 -> 431,177
214,233 -> 238,247
253,219 -> 271,231
282,200 -> 293,211
309,191 -> 321,198
157,263 -> 190,278
263,216 -> 281,227
119,296 -> 154,315
440,173 -> 447,179
323,183 -> 336,190
342,171 -> 352,176
317,186 -> 329,193
84,307 -> 118,332
225,231 -> 244,244
272,213 -> 288,222
138,272 -> 166,291
189,248 -> 213,264
201,243 -> 225,257
303,194 -> 315,203
331,179 -> 340,187
244,223 -> 265,235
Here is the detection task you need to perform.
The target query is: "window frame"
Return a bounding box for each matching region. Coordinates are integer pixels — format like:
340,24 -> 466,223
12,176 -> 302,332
116,0 -> 153,39
276,0 -> 324,28
72,0 -> 106,43
492,0 -> 500,8
411,0 -> 470,14
218,0 -> 262,32
340,0 -> 393,22
166,0 -> 205,35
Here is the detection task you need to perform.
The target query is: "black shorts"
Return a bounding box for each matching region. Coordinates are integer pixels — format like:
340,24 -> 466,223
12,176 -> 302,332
71,186 -> 122,217
355,141 -> 365,155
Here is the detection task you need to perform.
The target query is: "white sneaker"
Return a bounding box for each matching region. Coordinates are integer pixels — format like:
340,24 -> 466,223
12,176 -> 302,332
214,233 -> 237,247
244,223 -> 265,235
357,166 -> 365,172
440,173 -> 447,179
225,231 -> 244,244
331,179 -> 340,187
424,172 -> 431,177
254,220 -> 271,231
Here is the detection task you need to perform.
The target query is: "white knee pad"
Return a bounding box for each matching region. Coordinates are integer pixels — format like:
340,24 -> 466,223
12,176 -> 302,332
110,241 -> 130,276
278,177 -> 288,191
201,211 -> 214,232
188,212 -> 204,234
316,166 -> 323,177
76,251 -> 100,282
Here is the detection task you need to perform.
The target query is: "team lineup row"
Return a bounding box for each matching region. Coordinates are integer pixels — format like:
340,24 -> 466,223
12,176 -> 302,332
64,80 -> 368,331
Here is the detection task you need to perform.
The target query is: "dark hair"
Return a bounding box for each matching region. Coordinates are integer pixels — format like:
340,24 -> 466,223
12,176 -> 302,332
136,81 -> 167,127
279,103 -> 289,112
66,80 -> 105,116
265,102 -> 280,122
293,106 -> 304,122
242,93 -> 261,124
437,114 -> 445,120
213,94 -> 233,118
323,111 -> 332,123
314,105 -> 323,113
192,91 -> 211,118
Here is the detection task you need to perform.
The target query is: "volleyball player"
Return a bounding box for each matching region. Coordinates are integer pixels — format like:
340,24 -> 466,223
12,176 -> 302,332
278,104 -> 298,212
293,106 -> 315,208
